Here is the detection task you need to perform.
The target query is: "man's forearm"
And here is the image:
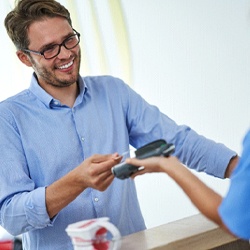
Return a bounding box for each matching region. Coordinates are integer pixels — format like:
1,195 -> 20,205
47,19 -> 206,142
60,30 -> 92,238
45,168 -> 86,218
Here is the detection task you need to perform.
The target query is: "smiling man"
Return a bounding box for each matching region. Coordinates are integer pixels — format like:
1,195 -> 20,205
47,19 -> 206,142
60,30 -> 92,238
0,1 -> 239,250
17,17 -> 81,107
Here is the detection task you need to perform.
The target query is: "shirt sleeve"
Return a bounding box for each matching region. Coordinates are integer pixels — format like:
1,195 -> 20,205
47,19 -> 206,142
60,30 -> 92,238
120,81 -> 236,178
0,111 -> 53,236
218,130 -> 250,240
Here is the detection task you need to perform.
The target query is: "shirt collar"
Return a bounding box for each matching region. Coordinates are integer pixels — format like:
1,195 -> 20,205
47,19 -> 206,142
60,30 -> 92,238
29,73 -> 87,108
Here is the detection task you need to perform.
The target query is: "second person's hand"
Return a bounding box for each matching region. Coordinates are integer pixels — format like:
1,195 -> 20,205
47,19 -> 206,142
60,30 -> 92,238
126,156 -> 180,178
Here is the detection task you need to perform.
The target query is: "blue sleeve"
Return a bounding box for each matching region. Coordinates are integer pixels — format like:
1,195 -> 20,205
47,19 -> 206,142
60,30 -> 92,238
120,80 -> 236,178
219,130 -> 250,239
0,112 -> 54,236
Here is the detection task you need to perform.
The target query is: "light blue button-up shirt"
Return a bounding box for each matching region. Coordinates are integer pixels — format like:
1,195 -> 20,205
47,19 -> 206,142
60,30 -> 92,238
0,74 -> 236,250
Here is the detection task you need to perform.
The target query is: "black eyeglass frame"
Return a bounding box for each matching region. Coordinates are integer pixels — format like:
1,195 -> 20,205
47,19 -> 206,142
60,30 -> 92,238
22,29 -> 80,60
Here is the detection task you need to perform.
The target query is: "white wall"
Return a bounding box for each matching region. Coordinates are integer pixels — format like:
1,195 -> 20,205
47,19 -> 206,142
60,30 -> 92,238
1,0 -> 250,230
121,0 -> 250,228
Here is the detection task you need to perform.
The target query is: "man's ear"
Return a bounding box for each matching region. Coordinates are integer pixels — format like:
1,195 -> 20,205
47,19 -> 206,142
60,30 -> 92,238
16,50 -> 33,67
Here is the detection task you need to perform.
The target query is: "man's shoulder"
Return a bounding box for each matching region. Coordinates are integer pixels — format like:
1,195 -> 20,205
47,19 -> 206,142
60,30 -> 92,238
0,89 -> 31,110
83,75 -> 125,86
82,75 -> 131,96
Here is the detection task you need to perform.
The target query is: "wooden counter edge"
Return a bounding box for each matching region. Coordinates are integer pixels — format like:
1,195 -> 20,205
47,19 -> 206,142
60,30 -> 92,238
119,213 -> 249,250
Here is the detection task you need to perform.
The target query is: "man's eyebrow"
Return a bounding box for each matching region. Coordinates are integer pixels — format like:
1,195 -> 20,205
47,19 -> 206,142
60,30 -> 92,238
39,31 -> 75,51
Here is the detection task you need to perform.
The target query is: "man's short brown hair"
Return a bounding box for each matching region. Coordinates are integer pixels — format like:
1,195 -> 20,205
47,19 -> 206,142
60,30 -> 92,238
4,0 -> 72,50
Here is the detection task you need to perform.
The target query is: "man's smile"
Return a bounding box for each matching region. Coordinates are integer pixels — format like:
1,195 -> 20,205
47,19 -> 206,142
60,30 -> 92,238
56,59 -> 74,70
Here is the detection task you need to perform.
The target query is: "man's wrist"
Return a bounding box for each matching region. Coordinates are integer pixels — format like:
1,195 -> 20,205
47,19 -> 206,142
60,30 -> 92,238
225,155 -> 239,178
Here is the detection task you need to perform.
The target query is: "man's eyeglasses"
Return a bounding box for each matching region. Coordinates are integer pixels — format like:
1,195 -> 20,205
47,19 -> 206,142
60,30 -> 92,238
23,29 -> 80,60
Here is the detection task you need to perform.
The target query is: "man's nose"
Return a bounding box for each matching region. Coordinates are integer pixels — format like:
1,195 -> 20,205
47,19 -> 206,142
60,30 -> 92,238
57,45 -> 71,59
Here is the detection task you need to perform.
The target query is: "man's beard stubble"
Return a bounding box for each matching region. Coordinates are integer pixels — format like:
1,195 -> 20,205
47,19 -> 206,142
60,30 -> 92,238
29,50 -> 81,88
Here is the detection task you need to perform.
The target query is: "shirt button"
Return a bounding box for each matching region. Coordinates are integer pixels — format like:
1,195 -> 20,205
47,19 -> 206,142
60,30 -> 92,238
81,137 -> 85,141
94,197 -> 99,202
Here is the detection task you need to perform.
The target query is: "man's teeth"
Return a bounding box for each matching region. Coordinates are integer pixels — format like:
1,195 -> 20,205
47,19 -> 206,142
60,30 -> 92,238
58,61 -> 73,69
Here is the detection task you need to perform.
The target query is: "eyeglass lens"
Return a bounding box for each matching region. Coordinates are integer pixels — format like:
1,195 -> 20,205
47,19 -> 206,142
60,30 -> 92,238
43,33 -> 80,59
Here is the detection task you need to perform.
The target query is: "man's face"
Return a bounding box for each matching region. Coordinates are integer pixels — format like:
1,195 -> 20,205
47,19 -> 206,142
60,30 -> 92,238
24,17 -> 81,89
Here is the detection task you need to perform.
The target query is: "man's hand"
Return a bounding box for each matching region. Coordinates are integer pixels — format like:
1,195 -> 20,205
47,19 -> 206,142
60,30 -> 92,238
77,153 -> 122,191
46,153 -> 122,218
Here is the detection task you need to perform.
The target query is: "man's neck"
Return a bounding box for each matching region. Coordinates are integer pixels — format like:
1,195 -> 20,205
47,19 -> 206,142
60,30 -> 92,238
54,83 -> 79,108
39,81 -> 79,108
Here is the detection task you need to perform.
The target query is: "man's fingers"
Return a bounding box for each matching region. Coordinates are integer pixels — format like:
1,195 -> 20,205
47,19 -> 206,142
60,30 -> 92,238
90,153 -> 122,163
90,154 -> 113,163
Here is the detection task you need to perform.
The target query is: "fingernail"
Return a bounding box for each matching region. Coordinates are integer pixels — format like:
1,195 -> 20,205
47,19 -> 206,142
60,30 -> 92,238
112,153 -> 121,160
